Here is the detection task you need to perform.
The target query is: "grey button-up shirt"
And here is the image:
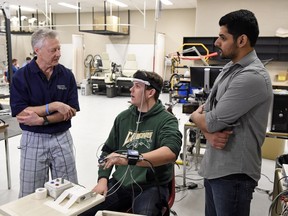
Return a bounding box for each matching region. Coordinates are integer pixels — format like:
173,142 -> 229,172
199,50 -> 273,182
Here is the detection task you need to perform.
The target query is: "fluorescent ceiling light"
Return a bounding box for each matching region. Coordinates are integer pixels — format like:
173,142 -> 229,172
107,0 -> 128,8
160,0 -> 173,6
10,4 -> 36,12
58,2 -> 81,10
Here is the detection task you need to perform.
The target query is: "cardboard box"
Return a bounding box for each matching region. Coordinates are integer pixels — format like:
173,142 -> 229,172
93,16 -> 119,32
276,72 -> 288,81
262,137 -> 286,160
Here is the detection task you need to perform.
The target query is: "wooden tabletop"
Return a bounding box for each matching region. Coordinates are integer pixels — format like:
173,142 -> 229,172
0,123 -> 9,130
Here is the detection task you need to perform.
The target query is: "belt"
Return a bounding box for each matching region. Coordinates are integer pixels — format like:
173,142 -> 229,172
221,173 -> 254,181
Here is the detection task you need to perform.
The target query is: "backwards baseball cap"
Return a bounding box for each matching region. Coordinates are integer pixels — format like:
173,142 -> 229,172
132,70 -> 163,92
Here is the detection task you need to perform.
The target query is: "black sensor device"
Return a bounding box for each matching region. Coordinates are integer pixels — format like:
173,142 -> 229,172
98,155 -> 106,165
127,149 -> 139,165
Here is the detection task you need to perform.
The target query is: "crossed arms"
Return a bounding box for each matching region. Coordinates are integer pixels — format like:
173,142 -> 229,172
16,101 -> 76,126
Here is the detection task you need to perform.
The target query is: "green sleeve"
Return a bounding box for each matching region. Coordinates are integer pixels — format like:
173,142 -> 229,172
159,115 -> 182,157
98,116 -> 120,180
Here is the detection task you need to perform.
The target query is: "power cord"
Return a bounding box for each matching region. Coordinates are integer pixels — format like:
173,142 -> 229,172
255,172 -> 274,200
187,182 -> 198,190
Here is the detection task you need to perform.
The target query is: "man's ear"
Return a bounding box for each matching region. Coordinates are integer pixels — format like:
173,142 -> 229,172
148,89 -> 156,98
34,48 -> 39,55
238,34 -> 248,47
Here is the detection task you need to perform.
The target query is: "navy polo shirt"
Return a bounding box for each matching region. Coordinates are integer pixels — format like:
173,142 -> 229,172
10,58 -> 80,134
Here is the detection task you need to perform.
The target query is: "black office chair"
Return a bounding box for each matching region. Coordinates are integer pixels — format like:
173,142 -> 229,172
162,173 -> 176,216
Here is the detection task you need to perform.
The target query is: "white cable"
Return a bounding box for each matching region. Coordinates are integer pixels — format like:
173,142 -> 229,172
110,85 -> 146,208
132,84 -> 146,150
105,164 -> 130,198
129,167 -> 144,212
102,83 -> 147,201
96,143 -> 105,159
108,84 -> 147,204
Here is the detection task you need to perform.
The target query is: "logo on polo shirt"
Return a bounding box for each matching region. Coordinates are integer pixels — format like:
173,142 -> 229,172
57,85 -> 67,90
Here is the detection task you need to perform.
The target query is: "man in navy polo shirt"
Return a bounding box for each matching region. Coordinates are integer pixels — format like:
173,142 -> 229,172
10,28 -> 80,197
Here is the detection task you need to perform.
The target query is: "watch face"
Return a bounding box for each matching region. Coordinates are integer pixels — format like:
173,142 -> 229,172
128,149 -> 139,157
43,117 -> 49,125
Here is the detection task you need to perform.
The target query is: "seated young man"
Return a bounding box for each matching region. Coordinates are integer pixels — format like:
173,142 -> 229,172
80,70 -> 182,216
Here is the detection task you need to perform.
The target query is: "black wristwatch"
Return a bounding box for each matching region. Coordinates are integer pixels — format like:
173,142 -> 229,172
43,116 -> 49,125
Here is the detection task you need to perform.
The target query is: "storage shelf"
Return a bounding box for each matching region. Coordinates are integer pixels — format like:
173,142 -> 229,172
78,2 -> 130,36
79,30 -> 129,36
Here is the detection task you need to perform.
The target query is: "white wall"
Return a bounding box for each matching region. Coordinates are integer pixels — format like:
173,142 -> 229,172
195,0 -> 288,83
8,1 -> 288,80
11,35 -> 32,66
195,0 -> 288,36
106,44 -> 154,71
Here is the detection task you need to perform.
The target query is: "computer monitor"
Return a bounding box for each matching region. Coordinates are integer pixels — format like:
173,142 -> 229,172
190,66 -> 223,94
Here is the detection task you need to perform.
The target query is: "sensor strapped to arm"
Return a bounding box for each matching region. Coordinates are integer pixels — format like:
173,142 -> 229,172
127,149 -> 140,165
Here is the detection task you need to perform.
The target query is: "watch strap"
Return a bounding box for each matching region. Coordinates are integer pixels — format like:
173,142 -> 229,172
43,116 -> 49,125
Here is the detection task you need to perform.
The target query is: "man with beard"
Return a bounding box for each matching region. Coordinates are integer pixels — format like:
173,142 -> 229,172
10,28 -> 80,197
190,9 -> 273,216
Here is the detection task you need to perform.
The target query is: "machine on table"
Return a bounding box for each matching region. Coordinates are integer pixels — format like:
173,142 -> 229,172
168,44 -> 219,105
90,52 -> 116,96
89,53 -> 138,97
0,178 -> 105,216
270,89 -> 288,133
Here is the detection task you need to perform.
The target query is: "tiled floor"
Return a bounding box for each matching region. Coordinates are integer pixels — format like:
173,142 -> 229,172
0,90 -> 276,215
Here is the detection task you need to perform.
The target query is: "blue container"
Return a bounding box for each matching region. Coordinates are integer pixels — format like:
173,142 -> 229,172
178,83 -> 190,103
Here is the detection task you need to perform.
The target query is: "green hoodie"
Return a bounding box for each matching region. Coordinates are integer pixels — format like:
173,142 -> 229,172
98,100 -> 182,188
